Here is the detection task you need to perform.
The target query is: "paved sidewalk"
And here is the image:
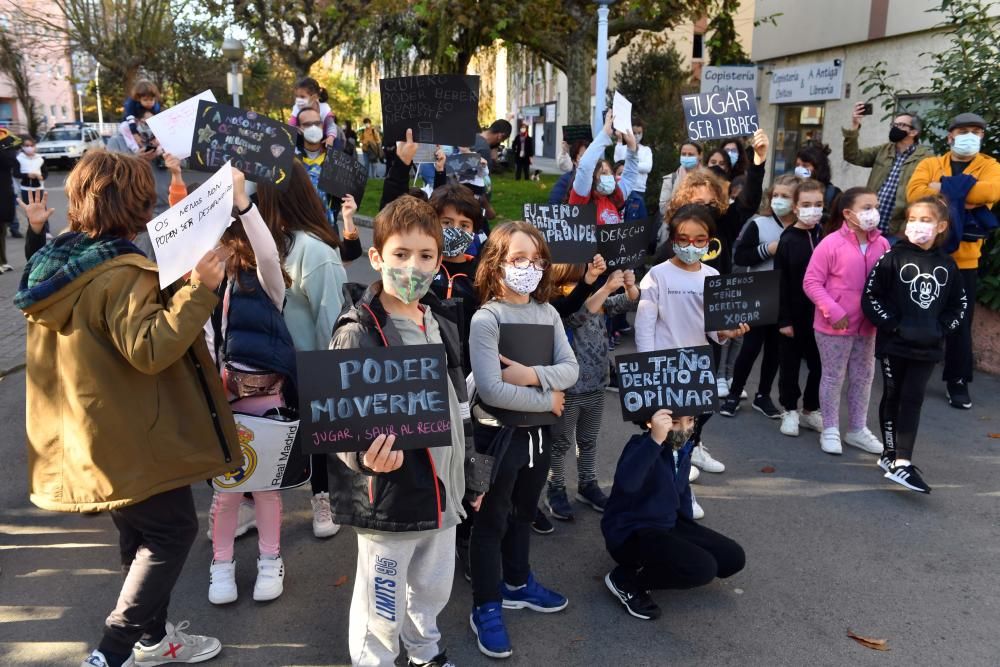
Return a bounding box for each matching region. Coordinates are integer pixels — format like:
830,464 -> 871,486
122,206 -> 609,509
0,235 -> 30,376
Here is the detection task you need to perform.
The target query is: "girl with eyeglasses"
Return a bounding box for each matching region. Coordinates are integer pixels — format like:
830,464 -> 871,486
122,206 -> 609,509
467,222 -> 579,659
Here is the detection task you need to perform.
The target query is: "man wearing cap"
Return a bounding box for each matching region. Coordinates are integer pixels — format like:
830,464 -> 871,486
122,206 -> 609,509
908,112 -> 1000,409
843,103 -> 934,239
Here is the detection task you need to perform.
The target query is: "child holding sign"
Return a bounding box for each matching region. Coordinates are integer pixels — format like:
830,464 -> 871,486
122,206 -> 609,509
862,197 -> 966,493
602,409 -> 745,621
635,205 -> 749,517
569,111 -> 639,226
803,188 -> 889,456
327,196 -> 473,667
468,222 -> 579,659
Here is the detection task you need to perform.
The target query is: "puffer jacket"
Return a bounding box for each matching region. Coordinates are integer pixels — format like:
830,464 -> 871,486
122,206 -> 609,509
326,281 -> 473,532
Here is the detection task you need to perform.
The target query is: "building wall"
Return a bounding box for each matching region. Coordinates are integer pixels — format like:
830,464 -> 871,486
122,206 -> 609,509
0,1 -> 76,134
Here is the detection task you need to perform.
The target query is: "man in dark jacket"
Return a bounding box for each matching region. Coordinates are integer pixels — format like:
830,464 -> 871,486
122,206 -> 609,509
511,124 -> 534,180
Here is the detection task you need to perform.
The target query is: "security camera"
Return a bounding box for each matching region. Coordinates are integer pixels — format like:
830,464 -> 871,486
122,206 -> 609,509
834,58 -> 843,67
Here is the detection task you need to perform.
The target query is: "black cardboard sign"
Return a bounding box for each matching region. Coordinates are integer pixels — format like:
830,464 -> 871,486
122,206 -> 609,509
380,75 -> 481,147
562,124 -> 593,143
523,203 -> 597,264
597,217 -> 655,269
190,101 -> 296,189
703,270 -> 780,332
616,346 -> 718,420
297,344 -> 452,453
318,147 -> 367,206
480,324 -> 557,427
681,88 -> 759,142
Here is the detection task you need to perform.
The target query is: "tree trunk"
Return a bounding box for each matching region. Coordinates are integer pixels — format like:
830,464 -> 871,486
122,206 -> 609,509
563,42 -> 594,125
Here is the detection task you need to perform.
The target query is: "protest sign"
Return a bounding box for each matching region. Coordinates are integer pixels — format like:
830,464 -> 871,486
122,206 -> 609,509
146,89 -> 217,159
297,344 -> 452,453
212,413 -> 310,493
481,324 -> 557,427
401,142 -> 440,164
522,203 -> 597,264
319,147 -> 367,206
445,153 -> 481,181
681,88 -> 759,142
147,164 -> 234,289
612,91 -> 633,133
190,100 -> 296,189
380,75 -> 480,147
562,124 -> 593,143
615,346 -> 718,420
703,270 -> 781,332
597,217 -> 655,270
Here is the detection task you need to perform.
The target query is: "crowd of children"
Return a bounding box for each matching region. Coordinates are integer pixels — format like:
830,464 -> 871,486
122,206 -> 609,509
10,78 -> 994,667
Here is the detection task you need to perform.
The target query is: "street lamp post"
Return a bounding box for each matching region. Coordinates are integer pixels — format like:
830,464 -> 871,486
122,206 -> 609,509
593,0 -> 615,136
221,38 -> 245,108
95,63 -> 103,128
75,83 -> 84,124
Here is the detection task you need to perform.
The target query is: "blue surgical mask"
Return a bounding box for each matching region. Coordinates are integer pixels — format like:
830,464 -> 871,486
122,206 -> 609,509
794,166 -> 812,179
680,155 -> 699,170
672,243 -> 709,265
726,150 -> 740,166
952,133 -> 982,157
770,196 -> 793,217
597,174 -> 616,195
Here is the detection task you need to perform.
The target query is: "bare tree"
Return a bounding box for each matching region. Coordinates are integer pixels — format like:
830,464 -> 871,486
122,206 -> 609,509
0,29 -> 41,136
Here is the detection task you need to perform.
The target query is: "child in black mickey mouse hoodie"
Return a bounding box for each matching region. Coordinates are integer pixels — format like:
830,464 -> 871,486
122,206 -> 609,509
863,197 -> 967,494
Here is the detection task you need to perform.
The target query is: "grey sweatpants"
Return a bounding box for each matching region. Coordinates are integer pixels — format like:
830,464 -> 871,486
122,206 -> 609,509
349,526 -> 456,666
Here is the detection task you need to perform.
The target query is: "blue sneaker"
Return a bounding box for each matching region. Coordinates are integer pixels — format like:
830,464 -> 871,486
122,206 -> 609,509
470,603 -> 512,658
501,572 -> 568,612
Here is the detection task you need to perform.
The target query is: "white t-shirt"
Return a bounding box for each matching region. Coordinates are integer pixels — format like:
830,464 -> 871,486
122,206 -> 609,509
635,259 -> 719,352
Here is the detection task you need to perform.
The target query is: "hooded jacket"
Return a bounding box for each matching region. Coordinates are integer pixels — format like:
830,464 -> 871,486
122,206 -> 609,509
327,281 -> 473,532
16,232 -> 238,512
862,240 -> 967,361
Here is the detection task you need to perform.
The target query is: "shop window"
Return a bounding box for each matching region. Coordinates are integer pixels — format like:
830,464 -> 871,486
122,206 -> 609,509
693,33 -> 704,60
773,104 -> 826,176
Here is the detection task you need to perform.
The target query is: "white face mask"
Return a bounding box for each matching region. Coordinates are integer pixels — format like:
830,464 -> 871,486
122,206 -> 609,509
303,126 -> 324,144
797,206 -> 823,227
770,196 -> 793,217
855,208 -> 881,232
23,146 -> 35,155
794,166 -> 812,179
905,221 -> 937,245
951,133 -> 982,157
294,96 -> 310,109
503,265 -> 544,295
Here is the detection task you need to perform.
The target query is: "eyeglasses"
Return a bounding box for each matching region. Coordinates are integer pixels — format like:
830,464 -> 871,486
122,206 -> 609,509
506,257 -> 549,271
674,237 -> 710,248
891,122 -> 913,130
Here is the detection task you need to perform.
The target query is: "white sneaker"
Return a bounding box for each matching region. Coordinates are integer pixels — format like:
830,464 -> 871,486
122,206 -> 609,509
690,443 -> 725,473
310,492 -> 340,539
208,559 -> 237,605
0,263 -> 13,273
780,410 -> 799,437
688,464 -> 700,483
691,495 -> 705,520
132,620 -> 222,665
799,410 -> 824,433
844,428 -> 883,455
716,377 -> 730,399
81,650 -> 134,667
253,556 -> 285,601
205,494 -> 256,540
820,428 -> 842,455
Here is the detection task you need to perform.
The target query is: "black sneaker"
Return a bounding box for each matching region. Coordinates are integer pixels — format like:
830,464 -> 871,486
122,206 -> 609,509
946,381 -> 972,409
604,569 -> 661,620
409,651 -> 455,667
9,229 -> 22,238
718,397 -> 740,417
606,363 -> 620,393
575,481 -> 608,512
752,394 -> 782,419
884,463 -> 931,494
545,488 -> 574,521
531,507 -> 555,534
877,452 -> 895,473
456,536 -> 472,582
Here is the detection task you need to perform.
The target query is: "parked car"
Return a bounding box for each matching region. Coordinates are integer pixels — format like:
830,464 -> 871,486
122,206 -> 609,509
36,123 -> 105,166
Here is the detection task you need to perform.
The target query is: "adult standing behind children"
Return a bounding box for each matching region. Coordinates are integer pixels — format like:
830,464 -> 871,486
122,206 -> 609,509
614,117 -> 653,220
842,103 -> 933,238
360,118 -> 382,178
907,112 -> 1000,410
511,124 -> 534,181
17,150 -> 236,667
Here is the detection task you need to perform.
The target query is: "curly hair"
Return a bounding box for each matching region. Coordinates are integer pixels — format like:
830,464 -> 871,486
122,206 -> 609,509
66,150 -> 157,239
665,168 -> 728,223
475,221 -> 554,304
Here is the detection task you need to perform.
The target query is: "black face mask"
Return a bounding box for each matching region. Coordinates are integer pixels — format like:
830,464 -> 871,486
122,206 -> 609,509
889,126 -> 909,143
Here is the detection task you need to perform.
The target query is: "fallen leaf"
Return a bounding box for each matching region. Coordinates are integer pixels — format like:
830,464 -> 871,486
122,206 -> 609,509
334,575 -> 349,587
570,637 -> 585,643
760,466 -> 776,473
847,630 -> 889,651
988,433 -> 1000,439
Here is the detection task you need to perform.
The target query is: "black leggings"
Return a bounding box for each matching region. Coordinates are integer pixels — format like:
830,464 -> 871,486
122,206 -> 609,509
515,158 -> 531,180
879,355 -> 935,460
608,517 -> 745,591
778,325 -> 821,412
0,220 -> 7,264
729,324 -> 780,398
470,424 -> 551,606
310,454 -> 328,495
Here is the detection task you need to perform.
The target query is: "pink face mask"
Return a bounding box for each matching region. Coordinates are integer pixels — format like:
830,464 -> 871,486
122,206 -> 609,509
905,221 -> 937,245
855,208 -> 881,232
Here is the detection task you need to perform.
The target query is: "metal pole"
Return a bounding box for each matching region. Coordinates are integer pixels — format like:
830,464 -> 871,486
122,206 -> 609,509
77,90 -> 84,123
95,63 -> 103,128
231,62 -> 240,108
593,1 -> 612,135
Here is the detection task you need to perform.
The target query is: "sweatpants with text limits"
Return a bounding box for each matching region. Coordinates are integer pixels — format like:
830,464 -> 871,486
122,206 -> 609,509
349,527 -> 456,667
879,355 -> 936,461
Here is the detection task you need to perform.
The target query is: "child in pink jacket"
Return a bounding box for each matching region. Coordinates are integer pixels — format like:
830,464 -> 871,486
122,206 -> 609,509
803,187 -> 889,457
